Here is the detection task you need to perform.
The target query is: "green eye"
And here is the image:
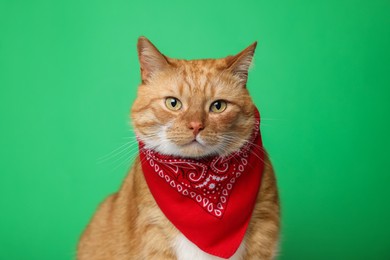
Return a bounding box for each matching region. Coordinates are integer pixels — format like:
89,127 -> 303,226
165,97 -> 182,111
210,100 -> 227,113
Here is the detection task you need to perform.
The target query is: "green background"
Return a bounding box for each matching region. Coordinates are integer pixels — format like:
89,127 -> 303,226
1,0 -> 389,259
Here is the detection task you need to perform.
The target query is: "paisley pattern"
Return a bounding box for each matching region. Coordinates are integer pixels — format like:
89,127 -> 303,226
141,120 -> 260,218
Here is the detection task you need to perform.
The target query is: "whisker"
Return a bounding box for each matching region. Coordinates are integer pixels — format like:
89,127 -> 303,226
109,149 -> 139,173
97,140 -> 140,164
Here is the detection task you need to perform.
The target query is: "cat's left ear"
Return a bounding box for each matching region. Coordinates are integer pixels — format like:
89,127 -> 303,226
137,36 -> 169,83
225,42 -> 257,85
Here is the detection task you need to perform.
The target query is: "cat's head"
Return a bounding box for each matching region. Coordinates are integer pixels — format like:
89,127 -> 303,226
131,37 -> 257,159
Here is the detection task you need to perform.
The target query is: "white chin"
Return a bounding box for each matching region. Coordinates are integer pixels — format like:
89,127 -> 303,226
184,141 -> 207,155
145,140 -> 216,158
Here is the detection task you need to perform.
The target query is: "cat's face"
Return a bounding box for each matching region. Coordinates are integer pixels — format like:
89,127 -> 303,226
131,37 -> 257,158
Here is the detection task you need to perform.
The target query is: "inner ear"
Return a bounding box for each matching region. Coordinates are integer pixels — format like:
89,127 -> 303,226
225,42 -> 257,85
137,36 -> 169,83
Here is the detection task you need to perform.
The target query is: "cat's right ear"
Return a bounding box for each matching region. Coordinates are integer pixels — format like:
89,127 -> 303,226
137,36 -> 169,83
225,42 -> 257,86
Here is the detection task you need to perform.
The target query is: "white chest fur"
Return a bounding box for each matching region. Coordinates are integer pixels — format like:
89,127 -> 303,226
173,234 -> 245,260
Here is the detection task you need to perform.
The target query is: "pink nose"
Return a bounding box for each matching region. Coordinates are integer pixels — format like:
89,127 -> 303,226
188,121 -> 204,136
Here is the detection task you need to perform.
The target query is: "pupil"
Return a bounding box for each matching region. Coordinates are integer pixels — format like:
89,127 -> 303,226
171,99 -> 177,107
215,102 -> 221,110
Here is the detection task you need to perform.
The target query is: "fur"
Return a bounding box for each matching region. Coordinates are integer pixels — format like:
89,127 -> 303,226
77,37 -> 280,259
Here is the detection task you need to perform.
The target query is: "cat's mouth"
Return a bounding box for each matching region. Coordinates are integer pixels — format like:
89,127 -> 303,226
176,138 -> 211,158
181,137 -> 207,150
187,139 -> 204,146
191,136 -> 207,146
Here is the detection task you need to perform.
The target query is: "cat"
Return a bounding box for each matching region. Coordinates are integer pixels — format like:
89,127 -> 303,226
77,36 -> 280,260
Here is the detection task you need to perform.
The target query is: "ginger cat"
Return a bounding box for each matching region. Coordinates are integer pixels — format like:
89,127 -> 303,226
77,37 -> 280,260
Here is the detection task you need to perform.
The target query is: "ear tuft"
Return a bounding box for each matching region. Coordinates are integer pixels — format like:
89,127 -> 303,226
225,42 -> 257,85
137,36 -> 168,83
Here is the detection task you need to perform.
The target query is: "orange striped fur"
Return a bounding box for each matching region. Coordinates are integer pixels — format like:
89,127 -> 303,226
77,37 -> 280,260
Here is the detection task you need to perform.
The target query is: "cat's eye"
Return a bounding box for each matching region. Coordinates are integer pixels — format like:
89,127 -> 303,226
210,100 -> 227,113
165,97 -> 182,111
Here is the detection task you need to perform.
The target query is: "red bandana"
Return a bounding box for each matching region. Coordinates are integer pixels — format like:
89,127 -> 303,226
138,108 -> 264,259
